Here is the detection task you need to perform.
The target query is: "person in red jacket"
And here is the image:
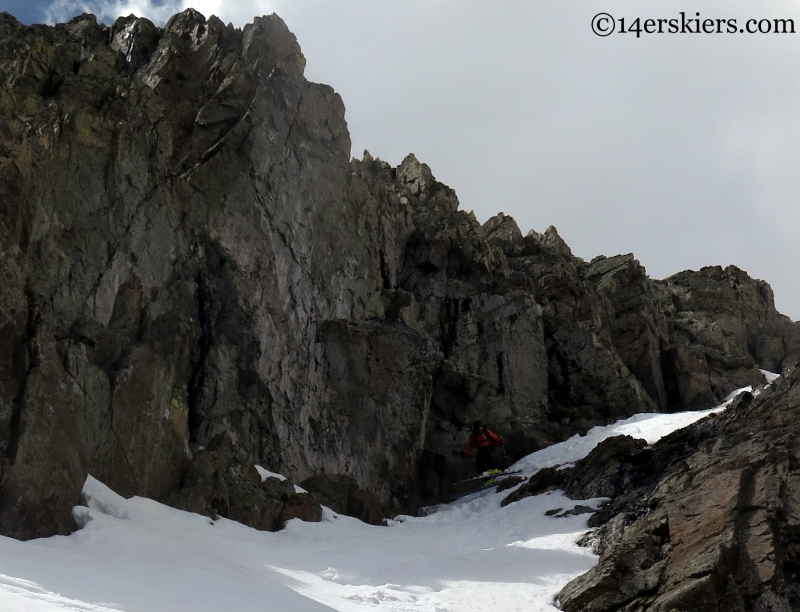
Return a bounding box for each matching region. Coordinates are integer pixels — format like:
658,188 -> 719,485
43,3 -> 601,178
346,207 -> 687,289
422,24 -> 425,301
465,420 -> 503,474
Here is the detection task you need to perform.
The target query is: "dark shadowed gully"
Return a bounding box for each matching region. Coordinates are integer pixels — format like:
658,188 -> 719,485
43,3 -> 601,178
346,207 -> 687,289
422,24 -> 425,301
0,10 -> 799,609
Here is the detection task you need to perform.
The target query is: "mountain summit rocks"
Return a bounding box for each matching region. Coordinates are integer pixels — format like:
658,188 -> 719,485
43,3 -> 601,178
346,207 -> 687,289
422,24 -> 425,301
0,9 -> 797,551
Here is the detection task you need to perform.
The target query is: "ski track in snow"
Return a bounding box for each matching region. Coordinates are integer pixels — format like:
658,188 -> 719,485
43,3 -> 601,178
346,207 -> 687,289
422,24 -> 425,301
0,383 -> 766,612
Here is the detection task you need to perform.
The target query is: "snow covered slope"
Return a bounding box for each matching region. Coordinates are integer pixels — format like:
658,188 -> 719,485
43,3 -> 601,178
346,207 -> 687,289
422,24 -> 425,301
0,389 -> 756,612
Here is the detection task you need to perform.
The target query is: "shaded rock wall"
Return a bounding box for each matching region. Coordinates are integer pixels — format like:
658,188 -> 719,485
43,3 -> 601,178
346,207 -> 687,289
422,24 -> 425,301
656,265 -> 800,407
0,9 -> 402,536
583,254 -> 670,411
0,9 -> 796,539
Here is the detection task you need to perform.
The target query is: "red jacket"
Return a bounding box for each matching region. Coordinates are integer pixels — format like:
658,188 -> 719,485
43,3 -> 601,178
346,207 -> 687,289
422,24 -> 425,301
466,428 -> 502,455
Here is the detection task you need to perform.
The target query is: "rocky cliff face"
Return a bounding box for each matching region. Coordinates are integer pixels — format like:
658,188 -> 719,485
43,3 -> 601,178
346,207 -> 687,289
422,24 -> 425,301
656,266 -> 800,408
552,367 -> 800,612
0,10 -> 797,542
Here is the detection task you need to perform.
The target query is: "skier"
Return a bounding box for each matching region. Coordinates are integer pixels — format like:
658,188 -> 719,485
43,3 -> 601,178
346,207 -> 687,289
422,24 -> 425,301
464,420 -> 503,475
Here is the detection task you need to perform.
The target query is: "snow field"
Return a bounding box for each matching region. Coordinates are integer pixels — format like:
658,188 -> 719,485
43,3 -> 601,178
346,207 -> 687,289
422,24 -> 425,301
0,382 -> 769,612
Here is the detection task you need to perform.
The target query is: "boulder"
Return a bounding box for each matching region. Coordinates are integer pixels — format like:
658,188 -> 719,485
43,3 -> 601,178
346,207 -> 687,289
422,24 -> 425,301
501,435 -> 648,508
169,434 -> 321,531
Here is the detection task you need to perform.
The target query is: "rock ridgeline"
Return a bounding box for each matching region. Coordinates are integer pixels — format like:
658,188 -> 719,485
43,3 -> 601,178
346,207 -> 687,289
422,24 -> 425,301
0,8 -> 797,572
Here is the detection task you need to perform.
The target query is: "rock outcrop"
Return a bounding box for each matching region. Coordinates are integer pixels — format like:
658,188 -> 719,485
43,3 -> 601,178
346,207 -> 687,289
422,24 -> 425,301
500,434 -> 651,509
168,434 -> 322,532
0,9 -> 797,541
555,369 -> 800,612
655,265 -> 800,408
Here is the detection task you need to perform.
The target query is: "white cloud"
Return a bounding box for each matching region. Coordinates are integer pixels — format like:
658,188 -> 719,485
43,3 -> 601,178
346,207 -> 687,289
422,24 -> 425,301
46,0 -> 177,25
45,0 -> 277,26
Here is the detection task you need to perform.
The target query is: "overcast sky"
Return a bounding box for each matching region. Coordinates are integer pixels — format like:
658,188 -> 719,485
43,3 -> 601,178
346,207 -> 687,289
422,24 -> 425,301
4,0 -> 799,319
